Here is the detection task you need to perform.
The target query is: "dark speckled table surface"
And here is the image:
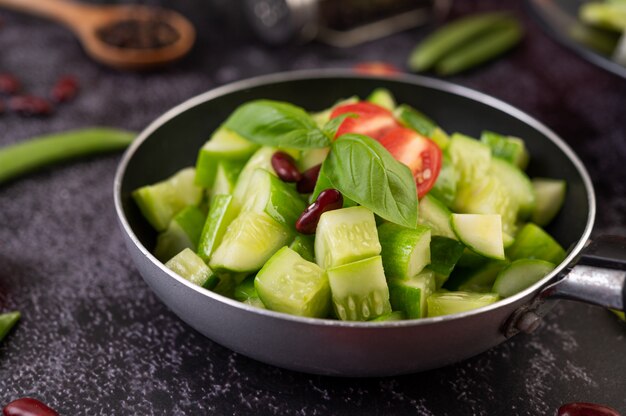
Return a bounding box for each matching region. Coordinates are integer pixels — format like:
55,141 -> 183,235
1,1 -> 625,415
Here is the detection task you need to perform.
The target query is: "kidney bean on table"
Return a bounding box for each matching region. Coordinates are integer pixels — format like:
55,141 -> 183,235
295,188 -> 343,234
0,73 -> 21,95
558,402 -> 621,416
9,96 -> 53,117
3,397 -> 59,416
296,164 -> 322,194
51,75 -> 79,103
271,151 -> 302,183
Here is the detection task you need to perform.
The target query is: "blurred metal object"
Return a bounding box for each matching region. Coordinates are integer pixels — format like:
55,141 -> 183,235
241,0 -> 451,46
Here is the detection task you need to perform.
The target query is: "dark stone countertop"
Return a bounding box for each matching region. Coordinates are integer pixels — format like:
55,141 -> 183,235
0,1 -> 625,415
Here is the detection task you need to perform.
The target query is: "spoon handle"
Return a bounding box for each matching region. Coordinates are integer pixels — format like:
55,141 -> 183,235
0,0 -> 96,29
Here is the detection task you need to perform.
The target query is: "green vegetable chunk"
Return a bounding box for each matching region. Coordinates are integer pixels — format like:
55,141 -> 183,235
445,260 -> 508,293
378,223 -> 431,279
255,247 -> 330,318
418,194 -> 457,239
133,167 -> 203,231
208,160 -> 245,203
531,178 -> 566,226
289,235 -> 315,263
0,311 -> 21,343
0,127 -> 135,186
389,270 -> 436,319
580,2 -> 626,32
155,206 -> 206,262
327,256 -> 392,321
395,104 -> 437,137
427,291 -> 500,317
451,213 -> 505,260
429,236 -> 465,278
370,311 -> 406,322
506,223 -> 566,264
367,88 -> 396,110
492,259 -> 555,298
315,206 -> 381,269
234,276 -> 265,308
197,194 -> 238,263
489,158 -> 535,220
429,154 -> 458,207
480,131 -> 529,170
166,248 -> 218,289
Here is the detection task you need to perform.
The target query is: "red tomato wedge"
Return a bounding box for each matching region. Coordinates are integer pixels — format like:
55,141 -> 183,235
330,102 -> 399,140
377,126 -> 442,198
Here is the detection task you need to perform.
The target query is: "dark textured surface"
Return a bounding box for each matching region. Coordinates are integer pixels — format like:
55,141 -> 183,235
1,1 -> 625,415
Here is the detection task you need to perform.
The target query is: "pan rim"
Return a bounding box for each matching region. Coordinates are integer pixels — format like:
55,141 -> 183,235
114,68 -> 596,328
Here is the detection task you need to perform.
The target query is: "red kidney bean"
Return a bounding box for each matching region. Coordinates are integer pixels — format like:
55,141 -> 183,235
271,151 -> 302,183
3,397 -> 59,416
0,73 -> 21,95
558,402 -> 620,416
295,189 -> 343,234
296,164 -> 322,194
9,96 -> 53,117
51,75 -> 79,103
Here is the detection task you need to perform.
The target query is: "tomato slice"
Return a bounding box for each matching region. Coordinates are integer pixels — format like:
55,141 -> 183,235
377,126 -> 442,198
330,102 -> 399,140
353,62 -> 402,76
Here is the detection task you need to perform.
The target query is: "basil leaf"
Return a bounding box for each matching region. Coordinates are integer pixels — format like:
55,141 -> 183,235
321,113 -> 355,139
323,134 -> 418,228
224,100 -> 331,149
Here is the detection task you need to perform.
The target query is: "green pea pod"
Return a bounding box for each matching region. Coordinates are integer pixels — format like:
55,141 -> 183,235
0,311 -> 20,343
408,12 -> 512,72
0,127 -> 136,185
436,20 -> 523,76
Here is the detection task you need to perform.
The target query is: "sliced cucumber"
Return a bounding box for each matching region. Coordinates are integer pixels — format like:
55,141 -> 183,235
370,311 -> 406,322
197,194 -> 238,263
315,206 -> 381,269
367,88 -> 396,110
133,167 -> 202,231
255,247 -> 330,318
327,256 -> 392,321
418,194 -> 456,239
444,260 -> 508,293
195,127 -> 259,187
448,133 -> 491,191
492,259 -> 555,297
429,236 -> 465,278
241,168 -> 306,228
234,275 -> 265,308
429,127 -> 450,150
427,291 -> 500,317
298,147 -> 329,171
208,160 -> 244,202
531,178 -> 567,226
451,214 -> 505,260
429,154 -> 458,207
154,206 -> 206,262
489,158 -> 535,220
506,223 -> 566,264
213,272 -> 248,298
209,211 -> 291,273
395,104 -> 437,137
289,235 -> 315,263
165,248 -> 218,289
480,130 -> 529,170
456,248 -> 488,269
378,223 -> 431,279
388,269 -> 436,319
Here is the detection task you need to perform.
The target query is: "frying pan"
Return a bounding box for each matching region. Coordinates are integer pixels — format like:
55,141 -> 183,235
113,70 -> 626,377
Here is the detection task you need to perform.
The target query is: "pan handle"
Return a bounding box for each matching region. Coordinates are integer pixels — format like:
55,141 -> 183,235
503,235 -> 626,337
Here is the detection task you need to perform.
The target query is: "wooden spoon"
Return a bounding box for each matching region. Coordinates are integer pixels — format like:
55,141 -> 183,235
0,0 -> 196,70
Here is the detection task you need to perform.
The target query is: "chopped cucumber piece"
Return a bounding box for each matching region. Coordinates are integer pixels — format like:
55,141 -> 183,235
197,194 -> 238,263
389,269 -> 436,319
166,248 -> 218,289
395,104 -> 437,137
311,96 -> 359,127
531,178 -> 566,226
234,276 -> 265,308
370,311 -> 406,322
429,154 -> 458,207
208,160 -> 244,202
132,167 -> 202,231
418,194 -> 456,239
209,211 -> 291,273
492,259 -> 555,297
195,127 -> 259,187
448,133 -> 491,191
480,130 -> 529,170
298,147 -> 329,171
378,223 -> 431,279
242,168 -> 306,228
154,206 -> 206,262
327,256 -> 392,321
255,247 -> 330,318
457,248 -> 489,269
451,214 -> 505,260
506,223 -> 566,264
429,127 -> 450,150
315,206 -> 381,269
445,260 -> 508,293
367,88 -> 396,110
429,236 -> 465,278
427,291 -> 500,317
0,311 -> 20,342
289,235 -> 315,263
489,158 -> 535,220
213,272 -> 249,298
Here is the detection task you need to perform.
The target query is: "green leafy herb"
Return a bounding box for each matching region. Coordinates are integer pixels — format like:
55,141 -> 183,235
224,100 -> 331,149
321,134 -> 418,228
321,113 -> 355,139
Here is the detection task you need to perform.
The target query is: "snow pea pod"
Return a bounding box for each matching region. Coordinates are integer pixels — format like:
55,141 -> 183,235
0,127 -> 135,185
0,311 -> 20,343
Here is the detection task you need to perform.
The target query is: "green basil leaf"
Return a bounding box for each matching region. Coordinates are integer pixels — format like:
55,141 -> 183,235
224,100 -> 331,149
323,134 -> 418,228
321,113 -> 355,140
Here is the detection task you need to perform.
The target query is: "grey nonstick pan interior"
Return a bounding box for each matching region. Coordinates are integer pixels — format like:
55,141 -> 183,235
114,70 -> 625,376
